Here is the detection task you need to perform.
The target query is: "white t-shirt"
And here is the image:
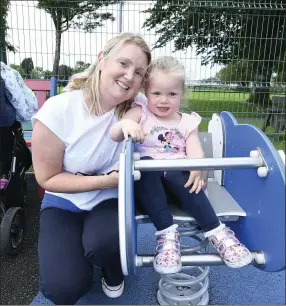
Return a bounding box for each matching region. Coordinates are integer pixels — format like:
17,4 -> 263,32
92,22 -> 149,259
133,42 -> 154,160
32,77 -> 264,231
32,89 -> 125,210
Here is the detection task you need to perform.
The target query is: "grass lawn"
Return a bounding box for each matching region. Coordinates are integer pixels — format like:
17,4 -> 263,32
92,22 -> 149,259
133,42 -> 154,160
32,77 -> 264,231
181,90 -> 285,150
198,121 -> 285,151
183,90 -> 257,118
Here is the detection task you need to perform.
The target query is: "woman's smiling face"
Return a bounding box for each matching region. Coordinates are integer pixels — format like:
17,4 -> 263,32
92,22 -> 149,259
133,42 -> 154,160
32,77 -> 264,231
98,43 -> 148,109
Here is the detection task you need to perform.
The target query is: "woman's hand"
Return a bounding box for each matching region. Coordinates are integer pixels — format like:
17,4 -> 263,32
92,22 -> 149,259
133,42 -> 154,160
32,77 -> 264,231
184,170 -> 206,194
120,119 -> 145,143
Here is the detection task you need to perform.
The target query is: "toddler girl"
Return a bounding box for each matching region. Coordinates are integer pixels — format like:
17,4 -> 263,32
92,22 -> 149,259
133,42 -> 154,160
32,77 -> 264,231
110,56 -> 252,274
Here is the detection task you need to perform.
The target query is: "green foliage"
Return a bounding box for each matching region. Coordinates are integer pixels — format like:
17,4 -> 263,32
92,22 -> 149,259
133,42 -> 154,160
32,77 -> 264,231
216,61 -> 256,86
20,57 -> 34,79
0,0 -> 16,53
143,0 -> 285,74
8,60 -> 90,81
37,1 -> 117,32
37,0 -> 117,74
30,67 -> 45,79
58,64 -> 72,85
72,60 -> 91,74
10,64 -> 25,77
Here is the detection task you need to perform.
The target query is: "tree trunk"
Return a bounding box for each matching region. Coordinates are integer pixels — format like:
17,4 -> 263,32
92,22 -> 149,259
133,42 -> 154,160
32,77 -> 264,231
53,30 -> 62,76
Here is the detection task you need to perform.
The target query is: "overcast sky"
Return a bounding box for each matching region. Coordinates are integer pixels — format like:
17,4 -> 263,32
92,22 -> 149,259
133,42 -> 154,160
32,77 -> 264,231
7,1 -> 223,81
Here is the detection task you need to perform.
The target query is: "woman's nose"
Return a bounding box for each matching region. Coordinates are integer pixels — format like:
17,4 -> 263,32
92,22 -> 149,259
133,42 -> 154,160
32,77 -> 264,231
124,69 -> 134,82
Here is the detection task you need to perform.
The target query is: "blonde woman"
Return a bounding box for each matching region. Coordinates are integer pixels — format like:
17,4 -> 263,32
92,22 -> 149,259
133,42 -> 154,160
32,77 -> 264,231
32,33 -> 151,304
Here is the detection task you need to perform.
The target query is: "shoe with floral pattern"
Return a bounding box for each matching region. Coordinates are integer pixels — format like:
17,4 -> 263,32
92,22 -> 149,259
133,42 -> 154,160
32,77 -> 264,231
153,224 -> 182,274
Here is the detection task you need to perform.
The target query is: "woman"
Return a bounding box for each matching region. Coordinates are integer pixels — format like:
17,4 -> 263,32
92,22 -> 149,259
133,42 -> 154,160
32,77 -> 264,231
31,33 -> 151,305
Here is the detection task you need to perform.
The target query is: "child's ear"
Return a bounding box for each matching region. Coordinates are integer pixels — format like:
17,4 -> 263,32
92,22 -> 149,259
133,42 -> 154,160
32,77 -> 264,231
98,51 -> 104,70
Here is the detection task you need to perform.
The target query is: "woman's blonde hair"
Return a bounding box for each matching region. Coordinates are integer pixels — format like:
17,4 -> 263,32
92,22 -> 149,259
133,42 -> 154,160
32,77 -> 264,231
64,33 -> 151,117
146,56 -> 185,90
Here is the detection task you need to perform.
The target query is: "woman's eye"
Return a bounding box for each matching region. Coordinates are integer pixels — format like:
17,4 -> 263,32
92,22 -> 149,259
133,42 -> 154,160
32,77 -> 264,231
120,61 -> 127,67
135,71 -> 142,76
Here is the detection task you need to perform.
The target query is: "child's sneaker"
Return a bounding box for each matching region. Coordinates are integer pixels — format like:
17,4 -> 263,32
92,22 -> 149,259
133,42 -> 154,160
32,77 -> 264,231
154,224 -> 182,274
205,224 -> 253,268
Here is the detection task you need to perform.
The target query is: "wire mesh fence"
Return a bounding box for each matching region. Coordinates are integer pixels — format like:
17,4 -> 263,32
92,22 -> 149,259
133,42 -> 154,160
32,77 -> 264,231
1,0 -> 285,147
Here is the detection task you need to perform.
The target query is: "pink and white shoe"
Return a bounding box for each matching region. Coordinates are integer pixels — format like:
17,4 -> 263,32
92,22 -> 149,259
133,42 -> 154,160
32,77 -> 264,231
153,224 -> 182,274
205,224 -> 253,268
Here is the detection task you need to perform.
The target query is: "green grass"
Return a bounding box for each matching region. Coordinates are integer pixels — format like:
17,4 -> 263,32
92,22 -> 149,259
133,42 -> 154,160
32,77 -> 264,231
180,90 -> 285,150
183,90 -> 257,118
199,120 -> 285,151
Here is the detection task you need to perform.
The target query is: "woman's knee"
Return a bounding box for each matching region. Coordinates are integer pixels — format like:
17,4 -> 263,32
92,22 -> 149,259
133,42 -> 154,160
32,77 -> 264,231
41,273 -> 93,305
83,227 -> 120,266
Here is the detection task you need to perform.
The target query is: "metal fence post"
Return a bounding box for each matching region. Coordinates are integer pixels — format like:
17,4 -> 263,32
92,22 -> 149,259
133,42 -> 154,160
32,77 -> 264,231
118,0 -> 123,33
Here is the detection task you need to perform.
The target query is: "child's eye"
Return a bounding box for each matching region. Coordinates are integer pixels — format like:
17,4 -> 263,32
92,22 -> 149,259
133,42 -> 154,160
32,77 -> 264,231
153,92 -> 160,96
169,92 -> 177,96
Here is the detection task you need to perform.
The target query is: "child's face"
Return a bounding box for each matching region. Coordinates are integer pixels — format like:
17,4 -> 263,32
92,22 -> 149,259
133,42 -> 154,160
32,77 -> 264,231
145,70 -> 184,118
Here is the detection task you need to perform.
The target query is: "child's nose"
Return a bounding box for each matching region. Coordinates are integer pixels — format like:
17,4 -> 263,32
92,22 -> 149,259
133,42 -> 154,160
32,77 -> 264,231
160,96 -> 168,104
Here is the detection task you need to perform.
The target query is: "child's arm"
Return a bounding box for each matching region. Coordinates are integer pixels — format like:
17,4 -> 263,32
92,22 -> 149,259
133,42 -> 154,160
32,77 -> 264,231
186,128 -> 205,159
110,106 -> 144,142
184,128 -> 206,194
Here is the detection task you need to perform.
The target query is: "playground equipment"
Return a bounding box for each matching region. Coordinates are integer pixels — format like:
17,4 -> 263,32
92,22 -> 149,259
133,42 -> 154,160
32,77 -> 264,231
118,111 -> 285,305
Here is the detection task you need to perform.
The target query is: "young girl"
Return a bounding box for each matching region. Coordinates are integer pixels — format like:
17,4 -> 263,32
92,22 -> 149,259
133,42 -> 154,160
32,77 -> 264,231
110,56 -> 252,274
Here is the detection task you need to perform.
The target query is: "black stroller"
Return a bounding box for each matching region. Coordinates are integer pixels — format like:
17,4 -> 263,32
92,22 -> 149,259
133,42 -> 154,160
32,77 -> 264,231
0,76 -> 32,255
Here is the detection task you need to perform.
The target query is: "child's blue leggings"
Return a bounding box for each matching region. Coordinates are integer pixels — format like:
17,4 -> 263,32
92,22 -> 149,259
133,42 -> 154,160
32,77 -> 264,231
134,156 -> 220,232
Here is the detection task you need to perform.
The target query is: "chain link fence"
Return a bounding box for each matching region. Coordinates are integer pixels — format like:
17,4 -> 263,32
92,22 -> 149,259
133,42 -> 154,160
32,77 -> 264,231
2,0 -> 286,147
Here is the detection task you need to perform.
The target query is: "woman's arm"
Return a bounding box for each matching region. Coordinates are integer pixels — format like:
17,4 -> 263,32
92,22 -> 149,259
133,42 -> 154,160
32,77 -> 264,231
110,106 -> 143,142
32,120 -> 118,193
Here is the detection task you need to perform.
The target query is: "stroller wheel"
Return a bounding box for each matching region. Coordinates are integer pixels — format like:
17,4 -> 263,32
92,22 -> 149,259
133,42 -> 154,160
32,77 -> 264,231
0,207 -> 25,256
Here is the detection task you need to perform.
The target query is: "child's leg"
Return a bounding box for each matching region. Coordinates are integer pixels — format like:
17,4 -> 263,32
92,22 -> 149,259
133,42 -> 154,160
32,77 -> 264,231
164,171 -> 220,231
164,171 -> 253,268
134,156 -> 181,274
134,156 -> 173,231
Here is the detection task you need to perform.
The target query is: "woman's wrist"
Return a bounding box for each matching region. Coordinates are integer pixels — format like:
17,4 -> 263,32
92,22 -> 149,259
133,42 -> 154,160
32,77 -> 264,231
99,173 -> 118,190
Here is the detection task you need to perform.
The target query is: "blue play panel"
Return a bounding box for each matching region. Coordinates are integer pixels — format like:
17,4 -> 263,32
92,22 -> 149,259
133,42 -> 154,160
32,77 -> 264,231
31,225 -> 285,305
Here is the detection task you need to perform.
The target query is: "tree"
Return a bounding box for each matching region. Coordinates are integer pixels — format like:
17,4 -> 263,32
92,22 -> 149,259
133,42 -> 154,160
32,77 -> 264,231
10,64 -> 25,78
58,64 -> 72,86
0,0 -> 16,63
72,60 -> 91,74
37,0 -> 117,76
20,57 -> 34,79
31,67 -> 45,79
216,61 -> 256,87
143,0 -> 286,107
43,69 -> 53,80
